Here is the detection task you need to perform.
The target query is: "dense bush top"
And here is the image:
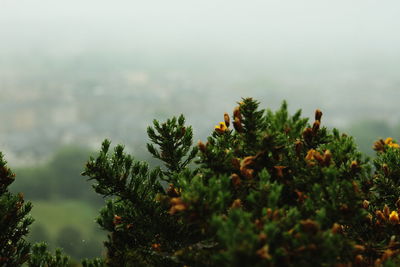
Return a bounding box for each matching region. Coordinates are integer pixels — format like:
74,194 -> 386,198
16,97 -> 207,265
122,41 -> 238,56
2,98 -> 400,266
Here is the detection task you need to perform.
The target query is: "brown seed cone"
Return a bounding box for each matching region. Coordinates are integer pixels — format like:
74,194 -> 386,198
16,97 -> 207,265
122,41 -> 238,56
376,210 -> 386,222
331,223 -> 342,234
315,109 -> 323,121
224,112 -> 230,128
233,106 -> 242,120
381,249 -> 394,261
295,140 -> 303,156
383,204 -> 390,218
274,166 -> 287,178
362,200 -> 370,209
323,150 -> 332,166
198,140 -> 206,153
302,127 -> 313,143
373,139 -> 385,152
230,173 -> 241,187
241,156 -> 256,169
300,219 -> 319,235
382,164 -> 390,176
231,158 -> 241,170
312,120 -> 320,133
233,117 -> 244,133
167,184 -> 180,198
241,168 -> 254,179
350,160 -> 359,172
354,254 -> 364,266
231,199 -> 242,209
256,245 -> 271,260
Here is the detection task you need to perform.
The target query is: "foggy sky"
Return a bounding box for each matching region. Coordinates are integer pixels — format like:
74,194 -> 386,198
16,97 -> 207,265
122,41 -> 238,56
1,0 -> 400,62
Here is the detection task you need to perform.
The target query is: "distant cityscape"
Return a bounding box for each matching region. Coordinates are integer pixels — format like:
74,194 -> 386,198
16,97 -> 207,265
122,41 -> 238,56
1,52 -> 400,166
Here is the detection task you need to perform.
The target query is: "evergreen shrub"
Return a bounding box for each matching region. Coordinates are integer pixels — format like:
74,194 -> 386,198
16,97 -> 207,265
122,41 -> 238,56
82,98 -> 400,266
3,97 -> 400,266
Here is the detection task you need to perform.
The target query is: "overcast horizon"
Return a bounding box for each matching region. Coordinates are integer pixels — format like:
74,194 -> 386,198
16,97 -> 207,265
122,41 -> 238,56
1,0 -> 400,165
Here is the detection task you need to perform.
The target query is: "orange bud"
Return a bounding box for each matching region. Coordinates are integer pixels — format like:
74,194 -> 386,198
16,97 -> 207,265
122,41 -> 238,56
305,149 -> 317,161
241,168 -> 254,179
231,158 -> 241,170
373,139 -> 385,152
274,166 -> 287,178
366,213 -> 373,223
312,120 -> 320,133
167,184 -> 180,198
241,156 -> 256,169
376,210 -> 386,222
363,200 -> 370,209
302,127 -> 313,143
230,173 -> 241,187
233,117 -> 243,133
231,199 -> 242,209
113,215 -> 122,225
215,122 -> 228,134
389,211 -> 399,224
382,164 -> 390,176
224,113 -> 230,128
169,197 -> 187,214
233,106 -> 242,120
331,223 -> 342,234
256,245 -> 271,260
315,109 -> 323,121
151,243 -> 161,251
354,244 -> 365,252
375,259 -> 382,267
198,140 -> 206,153
351,160 -> 359,171
294,140 -> 303,156
258,232 -> 267,241
295,190 -> 308,203
384,204 -> 390,218
381,249 -> 394,261
300,219 -> 319,234
313,151 -> 324,165
323,150 -> 332,166
354,254 -> 364,265
384,137 -> 394,145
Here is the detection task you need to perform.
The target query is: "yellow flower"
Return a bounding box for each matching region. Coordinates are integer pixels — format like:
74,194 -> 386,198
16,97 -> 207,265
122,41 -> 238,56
389,143 -> 400,148
305,149 -> 316,161
389,211 -> 399,224
384,137 -> 400,148
384,137 -> 394,145
215,121 -> 228,134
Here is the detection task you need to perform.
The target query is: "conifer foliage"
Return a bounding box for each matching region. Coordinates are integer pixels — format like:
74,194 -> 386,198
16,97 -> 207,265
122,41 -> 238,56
0,152 -> 33,266
3,97 -> 400,266
82,97 -> 400,266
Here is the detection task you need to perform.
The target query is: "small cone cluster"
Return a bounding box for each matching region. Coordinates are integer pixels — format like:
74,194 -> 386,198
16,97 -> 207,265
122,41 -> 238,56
374,137 -> 400,152
169,197 -> 187,215
375,204 -> 400,225
305,149 -> 332,167
303,109 -> 323,144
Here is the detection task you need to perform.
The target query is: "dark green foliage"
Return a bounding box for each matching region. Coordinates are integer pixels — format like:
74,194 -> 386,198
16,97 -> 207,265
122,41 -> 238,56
147,114 -> 198,177
28,242 -> 70,267
83,138 -> 193,266
6,97 -> 400,266
0,152 -> 33,266
82,98 -> 400,266
81,258 -> 106,267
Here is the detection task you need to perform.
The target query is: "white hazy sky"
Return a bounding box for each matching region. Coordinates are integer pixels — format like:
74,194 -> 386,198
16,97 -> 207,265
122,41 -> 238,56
1,0 -> 399,60
1,0 -> 400,126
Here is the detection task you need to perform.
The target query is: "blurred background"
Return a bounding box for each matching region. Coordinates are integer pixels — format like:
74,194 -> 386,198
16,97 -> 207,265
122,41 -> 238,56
1,0 -> 400,262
